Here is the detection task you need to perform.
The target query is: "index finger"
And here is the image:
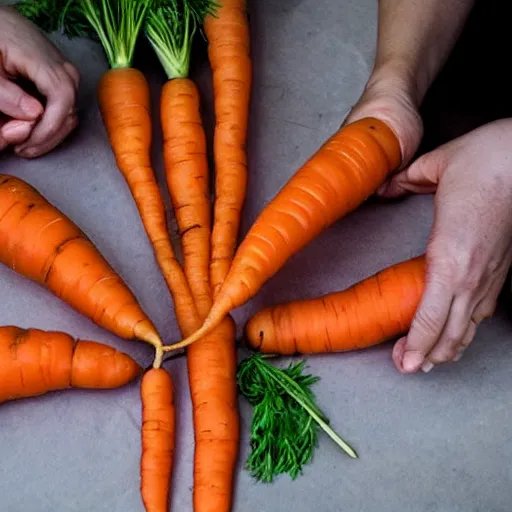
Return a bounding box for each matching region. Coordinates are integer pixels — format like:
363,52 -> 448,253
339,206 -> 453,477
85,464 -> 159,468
0,76 -> 43,120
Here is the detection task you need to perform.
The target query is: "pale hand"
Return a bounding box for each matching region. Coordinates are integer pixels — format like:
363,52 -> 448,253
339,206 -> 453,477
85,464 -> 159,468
382,120 -> 512,373
345,75 -> 512,373
0,6 -> 79,157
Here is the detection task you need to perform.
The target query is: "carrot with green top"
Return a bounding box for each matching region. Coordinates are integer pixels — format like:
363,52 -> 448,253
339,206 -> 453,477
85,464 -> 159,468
79,0 -> 197,329
168,117 -> 402,350
245,256 -> 426,354
0,174 -> 161,347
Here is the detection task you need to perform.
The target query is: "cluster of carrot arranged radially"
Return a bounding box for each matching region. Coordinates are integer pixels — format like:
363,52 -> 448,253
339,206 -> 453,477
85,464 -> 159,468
2,0 -> 434,509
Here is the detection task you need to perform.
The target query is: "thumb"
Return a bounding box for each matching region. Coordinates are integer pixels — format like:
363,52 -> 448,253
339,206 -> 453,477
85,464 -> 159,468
396,268 -> 452,373
0,76 -> 43,120
377,148 -> 444,199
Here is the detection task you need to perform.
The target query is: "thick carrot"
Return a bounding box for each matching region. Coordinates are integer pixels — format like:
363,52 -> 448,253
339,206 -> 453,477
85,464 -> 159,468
186,316 -> 239,512
245,256 -> 426,354
0,175 -> 161,347
140,366 -> 175,512
80,0 -> 197,336
146,6 -> 240,510
171,117 -> 402,349
0,326 -> 141,403
205,0 -> 252,296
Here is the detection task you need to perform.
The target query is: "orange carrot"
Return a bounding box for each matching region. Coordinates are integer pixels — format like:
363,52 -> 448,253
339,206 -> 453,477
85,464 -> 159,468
140,366 -> 175,512
205,0 -> 252,296
0,326 -> 141,403
147,6 -> 240,510
245,256 -> 426,354
81,0 -> 197,335
0,175 -> 161,347
186,316 -> 239,512
161,78 -> 212,310
171,117 -> 402,350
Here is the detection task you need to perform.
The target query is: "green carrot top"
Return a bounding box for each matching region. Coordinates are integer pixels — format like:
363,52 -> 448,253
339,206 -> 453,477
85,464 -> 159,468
14,0 -> 94,38
78,0 -> 151,69
237,353 -> 357,483
145,0 -> 217,80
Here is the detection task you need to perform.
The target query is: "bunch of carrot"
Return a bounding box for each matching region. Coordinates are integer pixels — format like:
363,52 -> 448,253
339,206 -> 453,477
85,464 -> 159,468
8,0 -> 422,507
0,168 -> 175,505
75,0 -> 252,509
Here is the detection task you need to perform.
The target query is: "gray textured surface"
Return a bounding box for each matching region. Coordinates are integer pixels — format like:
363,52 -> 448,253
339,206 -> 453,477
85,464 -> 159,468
1,1 -> 512,511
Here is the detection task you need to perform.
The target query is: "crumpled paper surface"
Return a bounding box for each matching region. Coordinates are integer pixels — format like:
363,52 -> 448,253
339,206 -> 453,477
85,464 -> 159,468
1,1 -> 512,511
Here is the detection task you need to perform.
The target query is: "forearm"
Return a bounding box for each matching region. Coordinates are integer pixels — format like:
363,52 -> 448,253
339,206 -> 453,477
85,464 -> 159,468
371,0 -> 476,104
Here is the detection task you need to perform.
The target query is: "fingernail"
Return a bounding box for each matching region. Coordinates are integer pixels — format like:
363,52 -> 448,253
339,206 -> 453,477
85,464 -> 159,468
402,352 -> 425,372
454,349 -> 465,362
421,361 -> 435,373
20,96 -> 42,118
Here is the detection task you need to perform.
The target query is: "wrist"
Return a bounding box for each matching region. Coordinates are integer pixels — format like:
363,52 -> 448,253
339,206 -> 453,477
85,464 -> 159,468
348,62 -> 424,166
367,59 -> 426,108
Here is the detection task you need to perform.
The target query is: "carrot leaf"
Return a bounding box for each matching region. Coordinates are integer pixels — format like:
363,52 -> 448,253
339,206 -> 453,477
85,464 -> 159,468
13,0 -> 95,38
144,0 -> 217,79
237,354 -> 358,483
77,0 -> 151,68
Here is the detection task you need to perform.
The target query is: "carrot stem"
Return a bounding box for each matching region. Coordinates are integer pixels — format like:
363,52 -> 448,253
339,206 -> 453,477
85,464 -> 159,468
153,346 -> 164,369
79,0 -> 150,68
256,357 -> 358,459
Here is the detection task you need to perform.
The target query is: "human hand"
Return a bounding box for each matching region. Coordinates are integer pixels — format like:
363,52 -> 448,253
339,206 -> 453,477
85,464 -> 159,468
0,6 -> 79,157
381,119 -> 512,373
344,67 -> 424,168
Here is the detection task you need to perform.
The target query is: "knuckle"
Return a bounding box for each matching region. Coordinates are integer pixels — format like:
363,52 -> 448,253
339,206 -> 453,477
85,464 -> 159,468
64,61 -> 80,86
55,78 -> 76,105
427,248 -> 484,292
411,308 -> 442,335
429,347 -> 456,364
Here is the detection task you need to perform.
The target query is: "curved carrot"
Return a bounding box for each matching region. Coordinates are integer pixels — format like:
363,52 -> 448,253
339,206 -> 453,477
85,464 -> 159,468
245,256 -> 426,354
0,175 -> 161,347
171,117 -> 402,349
0,326 -> 141,403
205,0 -> 252,296
140,366 -> 175,512
147,5 -> 240,508
97,68 -> 196,331
161,78 -> 211,309
80,0 -> 197,338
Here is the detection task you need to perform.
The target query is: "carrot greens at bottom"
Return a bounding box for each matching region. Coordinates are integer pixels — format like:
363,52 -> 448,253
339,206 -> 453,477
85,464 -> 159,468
237,354 -> 357,483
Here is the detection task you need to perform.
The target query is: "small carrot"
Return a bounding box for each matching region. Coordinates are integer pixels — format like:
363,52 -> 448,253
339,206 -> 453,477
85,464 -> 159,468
0,175 -> 161,347
147,4 -> 239,510
205,0 -> 252,296
0,326 -> 141,404
245,256 -> 426,354
169,117 -> 402,350
140,351 -> 175,512
79,0 -> 197,330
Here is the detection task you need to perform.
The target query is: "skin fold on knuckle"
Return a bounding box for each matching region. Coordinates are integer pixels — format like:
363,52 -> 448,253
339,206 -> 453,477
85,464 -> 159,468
429,346 -> 457,365
409,306 -> 443,341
